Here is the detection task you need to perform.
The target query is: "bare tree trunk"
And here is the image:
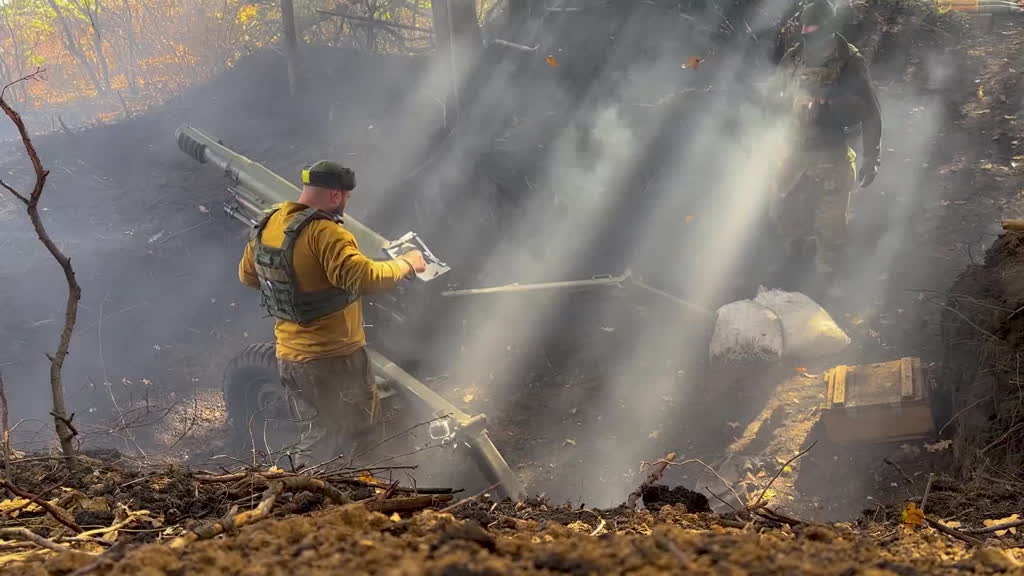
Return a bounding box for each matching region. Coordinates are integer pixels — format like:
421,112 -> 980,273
79,0 -> 112,92
1,1 -> 29,106
122,0 -> 139,95
431,0 -> 481,130
45,0 -> 105,95
281,0 -> 299,95
0,73 -> 80,472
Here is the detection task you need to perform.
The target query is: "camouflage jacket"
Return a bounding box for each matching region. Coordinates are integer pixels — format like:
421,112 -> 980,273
776,33 -> 882,168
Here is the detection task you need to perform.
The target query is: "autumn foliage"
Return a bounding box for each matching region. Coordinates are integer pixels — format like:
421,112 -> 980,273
0,1 -> 479,125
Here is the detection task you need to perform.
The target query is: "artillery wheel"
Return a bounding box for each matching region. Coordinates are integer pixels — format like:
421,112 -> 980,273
223,342 -> 305,458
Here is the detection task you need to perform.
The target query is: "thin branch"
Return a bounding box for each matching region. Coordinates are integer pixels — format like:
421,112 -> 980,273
0,527 -> 72,553
439,482 -> 502,514
963,517 -> 1024,535
0,67 -> 45,102
669,458 -> 747,514
0,179 -> 29,204
316,8 -> 434,33
749,441 -> 817,510
920,473 -> 936,514
0,73 -> 81,470
0,479 -> 83,533
929,299 -> 1004,342
926,517 -> 984,545
937,396 -> 993,436
169,477 -> 351,549
627,452 -> 677,508
0,372 -> 10,487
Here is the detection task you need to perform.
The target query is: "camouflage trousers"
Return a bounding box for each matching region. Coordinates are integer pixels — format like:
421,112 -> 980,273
277,348 -> 381,465
772,146 -> 857,283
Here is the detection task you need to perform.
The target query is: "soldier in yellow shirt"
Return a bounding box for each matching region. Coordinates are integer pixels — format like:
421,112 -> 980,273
238,160 -> 426,464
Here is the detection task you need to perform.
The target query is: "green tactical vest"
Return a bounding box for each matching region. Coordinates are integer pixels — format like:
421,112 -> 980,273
250,206 -> 358,325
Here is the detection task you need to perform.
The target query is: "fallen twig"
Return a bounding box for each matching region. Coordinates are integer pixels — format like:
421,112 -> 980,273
706,487 -> 741,513
439,482 -> 502,514
627,452 -> 677,509
755,507 -> 808,526
920,473 -> 936,514
365,494 -> 454,514
192,470 -> 293,483
0,527 -> 73,553
0,478 -> 65,519
0,479 -> 82,533
748,442 -> 817,510
333,477 -> 456,495
170,482 -> 281,549
77,510 -> 151,539
169,477 -> 352,548
962,517 -> 1024,535
716,518 -> 750,529
926,517 -> 984,546
883,458 -> 914,485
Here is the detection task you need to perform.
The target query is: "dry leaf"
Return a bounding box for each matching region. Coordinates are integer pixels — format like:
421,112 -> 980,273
902,502 -> 925,526
924,439 -> 952,453
462,390 -> 476,403
977,85 -> 985,99
359,471 -> 386,494
566,520 -> 592,533
0,498 -> 40,517
683,56 -> 703,69
938,519 -> 962,529
795,367 -> 808,374
983,514 -> 1020,536
545,55 -> 559,68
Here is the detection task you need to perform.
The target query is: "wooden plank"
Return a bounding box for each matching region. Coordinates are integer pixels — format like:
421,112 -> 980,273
900,357 -> 915,399
825,369 -> 836,410
833,365 -> 847,406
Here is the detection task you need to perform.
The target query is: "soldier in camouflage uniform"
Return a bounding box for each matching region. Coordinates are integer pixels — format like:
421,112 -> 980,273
772,0 -> 882,299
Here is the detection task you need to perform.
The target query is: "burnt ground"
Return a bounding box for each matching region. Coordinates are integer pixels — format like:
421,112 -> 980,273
0,457 -> 1022,575
2,1 -> 1024,571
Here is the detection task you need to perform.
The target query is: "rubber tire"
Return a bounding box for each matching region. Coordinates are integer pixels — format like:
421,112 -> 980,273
223,342 -> 286,450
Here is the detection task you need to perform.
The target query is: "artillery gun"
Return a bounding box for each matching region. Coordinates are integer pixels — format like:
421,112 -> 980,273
174,124 -> 525,500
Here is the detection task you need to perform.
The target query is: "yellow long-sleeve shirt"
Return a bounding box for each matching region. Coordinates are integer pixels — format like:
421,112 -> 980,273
239,202 -> 408,362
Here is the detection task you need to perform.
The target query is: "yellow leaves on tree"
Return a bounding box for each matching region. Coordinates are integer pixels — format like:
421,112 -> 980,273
236,4 -> 259,25
901,502 -> 925,526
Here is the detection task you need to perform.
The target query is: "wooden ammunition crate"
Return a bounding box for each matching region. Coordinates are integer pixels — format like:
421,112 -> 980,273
820,357 -> 935,445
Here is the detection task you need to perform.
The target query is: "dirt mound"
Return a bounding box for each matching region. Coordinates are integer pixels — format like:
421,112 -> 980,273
10,498 -> 1024,576
943,229 -> 1024,478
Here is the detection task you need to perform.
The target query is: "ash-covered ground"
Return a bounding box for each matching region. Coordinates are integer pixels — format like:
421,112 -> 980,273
0,0 -> 1022,527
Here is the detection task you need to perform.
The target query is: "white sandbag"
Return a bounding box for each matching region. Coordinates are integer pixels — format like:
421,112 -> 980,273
754,287 -> 850,359
709,299 -> 784,362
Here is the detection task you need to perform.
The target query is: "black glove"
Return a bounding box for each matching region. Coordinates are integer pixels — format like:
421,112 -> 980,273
858,160 -> 878,188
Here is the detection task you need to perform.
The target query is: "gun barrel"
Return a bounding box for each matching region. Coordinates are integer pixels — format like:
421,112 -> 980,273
175,124 -> 389,256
